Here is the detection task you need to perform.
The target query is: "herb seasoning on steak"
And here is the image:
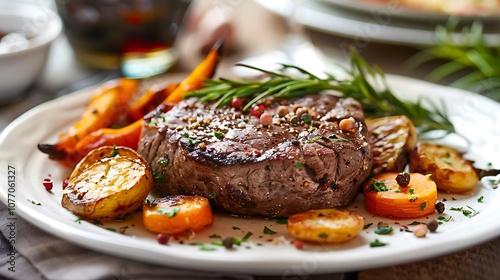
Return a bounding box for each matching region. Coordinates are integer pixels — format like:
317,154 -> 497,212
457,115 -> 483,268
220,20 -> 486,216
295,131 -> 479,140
137,94 -> 373,217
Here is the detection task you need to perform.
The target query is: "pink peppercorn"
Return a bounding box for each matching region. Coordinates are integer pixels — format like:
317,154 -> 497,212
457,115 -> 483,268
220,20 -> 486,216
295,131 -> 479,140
260,112 -> 273,126
157,233 -> 170,244
231,97 -> 244,109
43,178 -> 53,191
251,104 -> 265,117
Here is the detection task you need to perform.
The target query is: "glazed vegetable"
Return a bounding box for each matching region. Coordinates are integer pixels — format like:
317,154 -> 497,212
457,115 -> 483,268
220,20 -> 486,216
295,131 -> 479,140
62,146 -> 153,221
363,172 -> 438,218
367,115 -> 417,175
410,142 -> 479,193
38,43 -> 223,167
74,119 -> 143,158
162,41 -> 222,104
143,195 -> 214,234
128,82 -> 178,122
38,78 -> 139,166
287,209 -> 364,243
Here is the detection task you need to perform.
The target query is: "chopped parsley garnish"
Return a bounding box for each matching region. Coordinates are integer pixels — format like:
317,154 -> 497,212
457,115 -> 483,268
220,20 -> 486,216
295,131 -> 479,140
363,223 -> 373,229
214,131 -> 224,138
450,206 -> 480,218
241,231 -> 253,242
409,188 -> 414,195
92,219 -> 100,225
368,179 -> 390,192
158,207 -> 180,218
407,221 -> 424,225
29,200 -> 41,206
232,226 -> 241,230
275,219 -> 288,224
199,245 -> 217,251
477,196 -> 484,203
209,234 -> 221,239
295,162 -> 304,169
374,226 -> 394,235
109,145 -> 118,157
370,239 -> 388,247
157,155 -> 169,167
318,233 -> 329,239
208,191 -> 217,204
74,217 -> 83,224
153,171 -> 165,181
409,196 -> 417,202
437,215 -> 452,222
420,202 -> 427,210
263,226 -> 277,235
105,227 -> 116,232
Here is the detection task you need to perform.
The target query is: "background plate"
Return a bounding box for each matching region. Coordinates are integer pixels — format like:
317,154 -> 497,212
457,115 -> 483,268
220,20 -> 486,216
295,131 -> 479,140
0,75 -> 499,275
257,0 -> 500,47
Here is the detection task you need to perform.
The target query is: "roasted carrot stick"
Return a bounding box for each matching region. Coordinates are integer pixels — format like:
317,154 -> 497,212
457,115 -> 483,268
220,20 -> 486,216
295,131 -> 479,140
143,196 -> 214,234
38,78 -> 138,158
74,119 -> 143,158
162,41 -> 222,104
128,82 -> 178,122
363,172 -> 437,219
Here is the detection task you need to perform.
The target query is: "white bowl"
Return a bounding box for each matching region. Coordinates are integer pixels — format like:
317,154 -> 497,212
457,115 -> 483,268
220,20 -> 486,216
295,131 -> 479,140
0,2 -> 62,102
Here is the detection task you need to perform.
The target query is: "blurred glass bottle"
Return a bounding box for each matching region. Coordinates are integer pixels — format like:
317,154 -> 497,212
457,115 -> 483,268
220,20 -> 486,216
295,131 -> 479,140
56,0 -> 192,79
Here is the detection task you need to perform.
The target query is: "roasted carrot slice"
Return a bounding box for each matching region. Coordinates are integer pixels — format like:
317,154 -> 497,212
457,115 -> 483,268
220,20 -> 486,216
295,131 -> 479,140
363,172 -> 437,219
128,82 -> 178,122
143,196 -> 214,234
162,41 -> 222,104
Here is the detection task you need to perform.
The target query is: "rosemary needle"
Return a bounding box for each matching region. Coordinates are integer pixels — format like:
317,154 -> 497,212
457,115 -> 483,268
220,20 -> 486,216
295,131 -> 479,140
185,53 -> 455,135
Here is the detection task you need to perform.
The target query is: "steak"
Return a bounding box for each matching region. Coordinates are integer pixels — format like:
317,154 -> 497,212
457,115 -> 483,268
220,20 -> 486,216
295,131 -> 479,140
137,94 -> 372,217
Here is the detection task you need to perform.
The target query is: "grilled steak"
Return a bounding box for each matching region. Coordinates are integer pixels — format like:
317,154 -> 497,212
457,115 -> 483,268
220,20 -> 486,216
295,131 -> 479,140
138,94 -> 372,217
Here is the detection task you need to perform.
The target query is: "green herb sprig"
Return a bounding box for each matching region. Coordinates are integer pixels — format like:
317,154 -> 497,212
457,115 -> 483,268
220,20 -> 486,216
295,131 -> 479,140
186,53 -> 454,134
408,20 -> 500,101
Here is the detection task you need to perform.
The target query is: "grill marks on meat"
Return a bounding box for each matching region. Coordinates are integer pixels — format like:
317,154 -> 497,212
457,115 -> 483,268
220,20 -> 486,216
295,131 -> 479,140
138,94 -> 372,217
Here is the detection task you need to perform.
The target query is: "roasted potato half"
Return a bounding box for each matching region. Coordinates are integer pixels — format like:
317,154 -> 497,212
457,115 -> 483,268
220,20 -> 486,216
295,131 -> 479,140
62,146 -> 153,221
409,142 -> 479,193
287,209 -> 364,243
367,115 -> 417,175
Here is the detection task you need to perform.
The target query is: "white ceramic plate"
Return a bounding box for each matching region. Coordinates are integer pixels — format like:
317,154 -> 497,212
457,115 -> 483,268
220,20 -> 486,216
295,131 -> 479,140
257,0 -> 500,47
0,75 -> 499,275
322,0 -> 500,22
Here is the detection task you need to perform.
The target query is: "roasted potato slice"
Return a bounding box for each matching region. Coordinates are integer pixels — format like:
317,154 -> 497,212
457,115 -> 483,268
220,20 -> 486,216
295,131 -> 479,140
409,142 -> 479,193
367,115 -> 417,175
62,146 -> 153,221
287,209 -> 364,243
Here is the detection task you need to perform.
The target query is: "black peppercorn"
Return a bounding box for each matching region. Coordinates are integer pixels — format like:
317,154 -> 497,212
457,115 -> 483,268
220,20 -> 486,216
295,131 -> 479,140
396,172 -> 410,187
426,220 -> 439,232
223,236 -> 235,249
435,201 -> 445,213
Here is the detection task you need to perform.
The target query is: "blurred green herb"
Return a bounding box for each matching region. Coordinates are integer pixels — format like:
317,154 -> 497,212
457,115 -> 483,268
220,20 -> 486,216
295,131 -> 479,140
408,20 -> 500,101
186,53 -> 454,135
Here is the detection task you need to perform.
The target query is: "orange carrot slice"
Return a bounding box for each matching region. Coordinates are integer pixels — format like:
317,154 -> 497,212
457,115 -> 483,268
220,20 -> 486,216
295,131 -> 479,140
363,173 -> 437,219
143,196 -> 214,234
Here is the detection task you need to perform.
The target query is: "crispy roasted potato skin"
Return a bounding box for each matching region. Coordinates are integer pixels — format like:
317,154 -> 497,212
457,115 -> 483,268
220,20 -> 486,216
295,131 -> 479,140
62,146 -> 153,221
287,209 -> 364,243
409,142 -> 479,193
367,115 -> 417,175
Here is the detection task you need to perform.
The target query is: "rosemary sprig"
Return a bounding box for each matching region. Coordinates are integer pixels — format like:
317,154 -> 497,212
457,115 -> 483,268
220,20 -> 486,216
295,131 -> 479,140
185,53 -> 455,134
407,20 -> 500,101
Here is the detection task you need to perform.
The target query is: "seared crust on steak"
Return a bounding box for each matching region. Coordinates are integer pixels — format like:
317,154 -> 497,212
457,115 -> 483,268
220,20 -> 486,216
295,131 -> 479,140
138,94 -> 372,217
